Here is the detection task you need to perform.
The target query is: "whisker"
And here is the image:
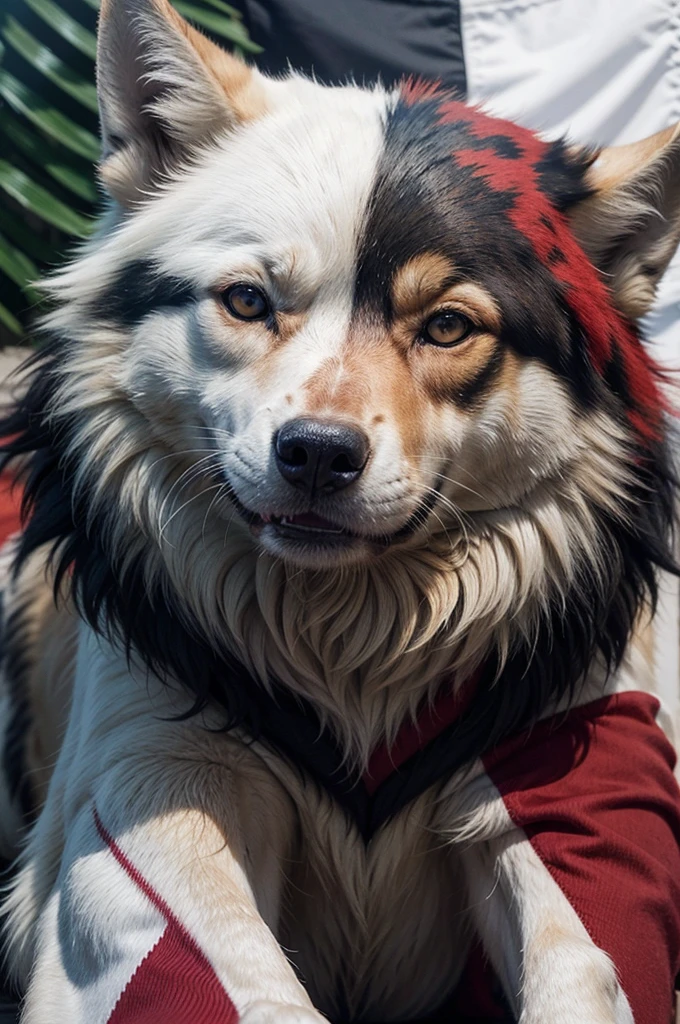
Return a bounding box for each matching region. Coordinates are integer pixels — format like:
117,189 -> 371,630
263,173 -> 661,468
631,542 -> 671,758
419,484 -> 472,525
417,484 -> 472,551
222,504 -> 241,550
413,454 -> 511,507
194,425 -> 236,441
157,455 -> 224,537
146,447 -> 222,476
159,483 -> 224,545
409,455 -> 489,503
202,482 -> 230,546
157,452 -> 223,526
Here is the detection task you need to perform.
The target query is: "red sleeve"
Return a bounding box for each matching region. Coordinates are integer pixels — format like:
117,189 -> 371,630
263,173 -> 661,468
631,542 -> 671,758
483,691 -> 680,1024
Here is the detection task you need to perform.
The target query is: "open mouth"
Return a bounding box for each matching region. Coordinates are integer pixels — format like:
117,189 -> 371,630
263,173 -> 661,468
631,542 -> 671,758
255,509 -> 366,547
222,474 -> 446,555
225,488 -> 385,547
261,511 -> 346,536
226,492 -> 445,555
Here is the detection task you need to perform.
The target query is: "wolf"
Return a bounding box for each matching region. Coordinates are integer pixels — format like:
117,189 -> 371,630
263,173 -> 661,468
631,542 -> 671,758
0,1 -> 679,1020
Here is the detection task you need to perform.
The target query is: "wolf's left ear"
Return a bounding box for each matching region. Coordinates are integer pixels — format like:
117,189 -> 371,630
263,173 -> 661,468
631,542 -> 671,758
97,0 -> 268,206
568,124 -> 680,320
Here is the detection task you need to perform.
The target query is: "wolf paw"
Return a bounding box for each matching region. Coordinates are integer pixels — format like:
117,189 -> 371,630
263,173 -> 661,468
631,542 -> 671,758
240,1000 -> 328,1024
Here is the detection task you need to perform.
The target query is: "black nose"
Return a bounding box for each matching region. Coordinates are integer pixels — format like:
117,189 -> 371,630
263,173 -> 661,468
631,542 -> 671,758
274,418 -> 370,493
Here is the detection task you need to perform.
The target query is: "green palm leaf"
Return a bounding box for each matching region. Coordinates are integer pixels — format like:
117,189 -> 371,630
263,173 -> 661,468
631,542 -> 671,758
2,15 -> 99,112
0,68 -> 100,160
173,2 -> 259,49
21,0 -> 98,61
0,0 -> 257,340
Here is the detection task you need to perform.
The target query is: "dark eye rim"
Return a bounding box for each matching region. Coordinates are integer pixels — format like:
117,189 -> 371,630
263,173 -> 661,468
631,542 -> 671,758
220,282 -> 271,322
420,310 -> 475,348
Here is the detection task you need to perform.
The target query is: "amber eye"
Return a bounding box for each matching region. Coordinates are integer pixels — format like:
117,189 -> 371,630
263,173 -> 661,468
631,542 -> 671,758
422,311 -> 473,347
221,283 -> 270,321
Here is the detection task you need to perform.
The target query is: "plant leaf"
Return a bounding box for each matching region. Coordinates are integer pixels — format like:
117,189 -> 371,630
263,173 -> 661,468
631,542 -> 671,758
1,109 -> 98,202
0,160 -> 93,237
0,206 -> 59,263
1,15 -> 99,112
0,300 -> 24,337
173,2 -> 262,51
191,0 -> 243,18
0,69 -> 100,162
21,0 -> 97,61
0,231 -> 41,298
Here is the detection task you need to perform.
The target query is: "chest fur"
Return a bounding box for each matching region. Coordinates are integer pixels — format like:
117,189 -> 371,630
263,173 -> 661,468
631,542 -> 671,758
261,752 -> 473,1022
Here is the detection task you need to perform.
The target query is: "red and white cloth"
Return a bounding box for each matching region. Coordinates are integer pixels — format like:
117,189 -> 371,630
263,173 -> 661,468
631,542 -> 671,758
84,691 -> 680,1023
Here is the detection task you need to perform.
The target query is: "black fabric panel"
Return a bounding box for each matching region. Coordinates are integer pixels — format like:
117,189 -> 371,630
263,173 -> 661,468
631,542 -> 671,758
234,0 -> 467,93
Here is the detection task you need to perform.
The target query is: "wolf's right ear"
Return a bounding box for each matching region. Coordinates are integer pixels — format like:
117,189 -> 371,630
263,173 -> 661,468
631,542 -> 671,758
568,123 -> 680,320
97,0 -> 268,206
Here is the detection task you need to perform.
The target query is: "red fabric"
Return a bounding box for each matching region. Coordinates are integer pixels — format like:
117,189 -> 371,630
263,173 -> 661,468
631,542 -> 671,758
363,671 -> 479,794
448,943 -> 510,1019
107,921 -> 238,1024
0,472 -> 22,547
94,811 -> 239,1024
482,691 -> 680,1024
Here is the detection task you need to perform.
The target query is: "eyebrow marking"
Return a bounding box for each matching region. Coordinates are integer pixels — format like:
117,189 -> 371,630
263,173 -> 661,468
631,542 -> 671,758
392,255 -> 502,332
391,253 -> 456,318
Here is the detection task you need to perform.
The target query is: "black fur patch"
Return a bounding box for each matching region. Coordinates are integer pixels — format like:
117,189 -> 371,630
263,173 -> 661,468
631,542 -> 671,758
454,343 -> 505,408
90,260 -> 195,326
0,592 -> 37,820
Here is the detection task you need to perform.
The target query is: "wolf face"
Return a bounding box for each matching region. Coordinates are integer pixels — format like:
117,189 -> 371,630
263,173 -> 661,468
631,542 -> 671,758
4,0 -> 679,760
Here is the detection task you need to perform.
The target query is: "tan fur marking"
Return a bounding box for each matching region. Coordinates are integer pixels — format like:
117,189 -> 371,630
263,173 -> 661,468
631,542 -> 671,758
493,347 -> 522,421
392,256 -> 502,334
389,259 -> 505,409
391,253 -> 456,318
299,331 -> 427,458
372,342 -> 427,457
587,123 -> 680,194
159,2 -> 267,123
416,333 -> 502,406
303,355 -> 373,420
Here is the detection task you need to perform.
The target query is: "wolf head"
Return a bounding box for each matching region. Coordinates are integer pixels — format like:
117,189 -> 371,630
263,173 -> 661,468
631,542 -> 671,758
5,0 -> 680,755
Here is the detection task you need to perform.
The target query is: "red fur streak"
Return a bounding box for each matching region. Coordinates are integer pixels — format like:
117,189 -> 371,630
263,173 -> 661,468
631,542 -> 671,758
403,82 -> 665,440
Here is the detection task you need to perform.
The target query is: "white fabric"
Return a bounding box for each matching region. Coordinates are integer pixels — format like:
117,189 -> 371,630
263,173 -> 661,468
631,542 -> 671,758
461,0 -> 680,713
21,807 -> 166,1024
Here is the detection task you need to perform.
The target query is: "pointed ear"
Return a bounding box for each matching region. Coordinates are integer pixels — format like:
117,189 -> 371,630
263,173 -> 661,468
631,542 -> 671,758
97,0 -> 268,206
568,123 -> 680,320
